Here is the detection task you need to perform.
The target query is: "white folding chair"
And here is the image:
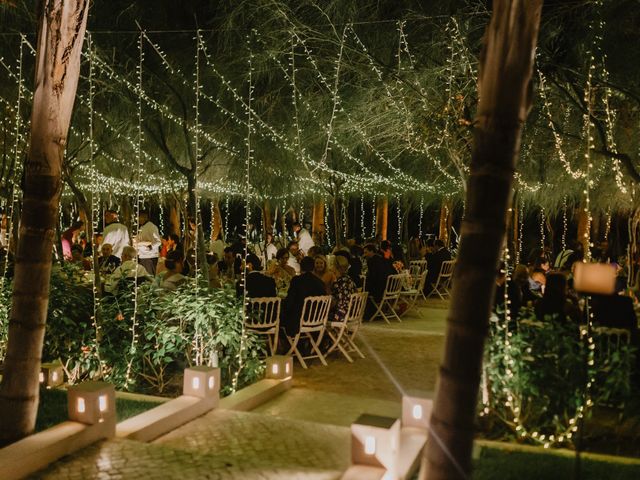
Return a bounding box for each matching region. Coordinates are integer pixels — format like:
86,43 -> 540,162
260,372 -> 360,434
593,326 -> 631,360
285,295 -> 332,369
399,271 -> 427,317
427,260 -> 455,299
370,274 -> 405,323
326,292 -> 368,362
409,260 -> 428,276
245,297 -> 281,356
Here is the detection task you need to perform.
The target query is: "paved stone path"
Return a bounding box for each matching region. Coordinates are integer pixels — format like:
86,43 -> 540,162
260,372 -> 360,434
31,303 -> 447,479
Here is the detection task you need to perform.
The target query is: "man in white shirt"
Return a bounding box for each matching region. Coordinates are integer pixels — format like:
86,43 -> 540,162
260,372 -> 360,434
293,222 -> 314,255
135,210 -> 161,275
102,210 -> 130,259
287,240 -> 302,275
104,246 -> 151,293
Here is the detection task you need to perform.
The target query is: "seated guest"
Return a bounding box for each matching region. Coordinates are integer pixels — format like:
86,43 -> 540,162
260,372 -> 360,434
363,243 -> 396,320
513,263 -> 540,306
238,253 -> 277,298
98,243 -> 121,274
424,239 -> 452,295
160,233 -> 181,258
529,268 -> 547,295
266,248 -> 296,293
313,254 -> 335,294
104,246 -> 151,293
156,250 -> 187,291
70,244 -> 92,271
534,272 -> 582,324
533,256 -> 551,273
217,246 -> 241,283
380,240 -> 393,260
281,256 -> 325,336
331,255 -> 357,322
347,245 -> 364,288
287,240 -> 302,274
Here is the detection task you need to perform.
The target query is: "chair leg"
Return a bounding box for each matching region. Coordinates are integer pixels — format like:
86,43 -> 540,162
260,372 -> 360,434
306,332 -> 328,366
350,339 -> 366,359
370,300 -> 387,323
286,334 -> 308,369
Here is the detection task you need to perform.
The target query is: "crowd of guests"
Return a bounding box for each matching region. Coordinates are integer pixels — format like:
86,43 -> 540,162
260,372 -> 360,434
493,242 -> 639,348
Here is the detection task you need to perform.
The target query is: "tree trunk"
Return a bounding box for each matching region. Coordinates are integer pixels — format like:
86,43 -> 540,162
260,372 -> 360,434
312,201 -> 324,240
0,0 -> 89,444
438,198 -> 452,246
186,176 -> 208,284
168,196 -> 180,237
210,199 -> 222,242
262,200 -> 272,237
422,2 -> 542,479
332,195 -> 341,247
376,196 -> 388,241
577,206 -> 590,255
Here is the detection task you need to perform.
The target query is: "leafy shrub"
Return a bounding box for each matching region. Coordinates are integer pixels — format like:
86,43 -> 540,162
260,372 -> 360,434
0,262 -> 266,396
484,307 -> 636,446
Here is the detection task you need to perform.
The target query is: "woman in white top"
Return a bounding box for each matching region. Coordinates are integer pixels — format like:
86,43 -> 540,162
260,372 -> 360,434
156,250 -> 187,291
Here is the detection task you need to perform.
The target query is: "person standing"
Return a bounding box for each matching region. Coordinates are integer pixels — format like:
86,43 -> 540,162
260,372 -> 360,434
293,221 -> 314,255
135,210 -> 161,275
102,210 -> 130,259
61,220 -> 84,260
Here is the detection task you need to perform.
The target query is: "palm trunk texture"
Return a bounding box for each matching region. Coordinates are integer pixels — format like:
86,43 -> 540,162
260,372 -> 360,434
0,0 -> 89,444
422,1 -> 542,478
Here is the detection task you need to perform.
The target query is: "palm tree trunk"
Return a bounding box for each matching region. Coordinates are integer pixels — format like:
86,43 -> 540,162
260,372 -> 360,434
422,2 -> 542,478
0,0 -> 89,444
376,196 -> 388,241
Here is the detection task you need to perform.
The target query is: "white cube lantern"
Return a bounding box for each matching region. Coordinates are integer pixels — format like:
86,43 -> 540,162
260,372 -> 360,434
40,362 -> 65,388
183,366 -> 220,402
351,414 -> 400,474
573,262 -> 616,295
67,382 -> 115,427
265,355 -> 293,380
402,393 -> 433,430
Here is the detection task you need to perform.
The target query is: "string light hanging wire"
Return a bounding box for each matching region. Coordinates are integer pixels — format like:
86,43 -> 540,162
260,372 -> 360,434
604,207 -> 612,242
341,195 -> 348,241
539,207 -> 546,250
583,54 -> 596,262
87,32 -> 104,374
159,203 -> 165,236
125,30 -> 145,387
3,35 -> 24,281
516,197 -> 524,265
360,194 -> 366,239
561,196 -> 568,251
418,196 -> 424,238
396,194 -> 402,242
233,32 -> 254,393
324,199 -> 332,248
224,196 -> 230,241
371,198 -> 376,239
192,30 -> 204,365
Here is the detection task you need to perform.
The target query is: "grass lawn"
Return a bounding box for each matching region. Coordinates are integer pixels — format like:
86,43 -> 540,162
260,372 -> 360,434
35,387 -> 162,432
474,448 -> 640,480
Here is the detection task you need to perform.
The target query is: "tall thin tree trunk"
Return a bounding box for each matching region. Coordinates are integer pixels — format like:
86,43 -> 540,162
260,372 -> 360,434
438,198 -> 451,246
577,206 -> 590,255
422,2 -> 542,478
168,196 -> 180,237
312,201 -> 324,240
332,195 -> 341,247
376,196 -> 388,240
262,200 -> 272,236
210,199 -> 222,241
0,0 -> 89,444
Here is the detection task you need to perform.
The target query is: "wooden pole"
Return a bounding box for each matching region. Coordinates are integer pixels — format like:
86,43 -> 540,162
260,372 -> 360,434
376,196 -> 388,241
